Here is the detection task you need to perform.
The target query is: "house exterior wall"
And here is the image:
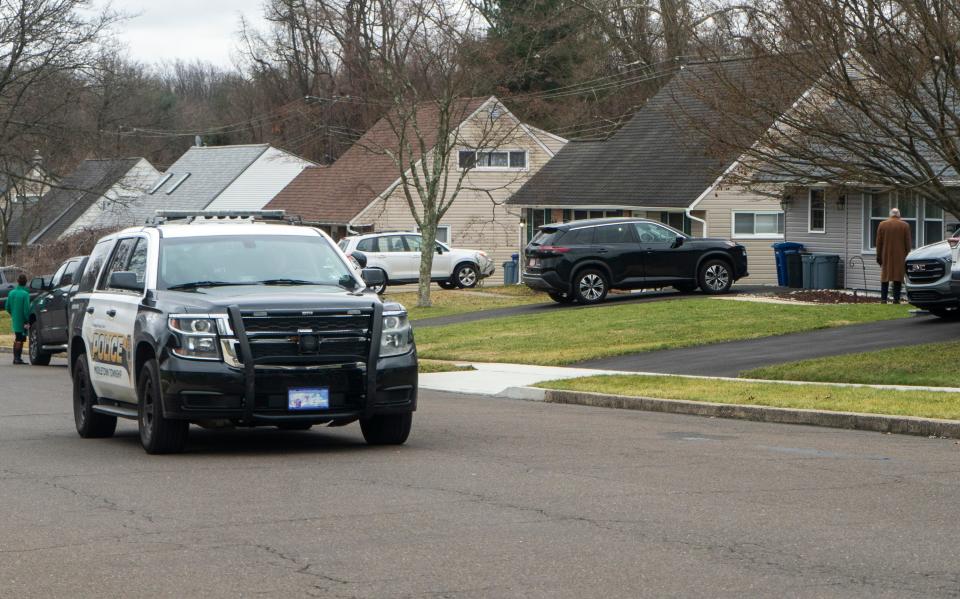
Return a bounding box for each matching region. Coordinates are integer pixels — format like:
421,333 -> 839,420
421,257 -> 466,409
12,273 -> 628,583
353,109 -> 564,285
205,147 -> 313,211
784,189 -> 960,290
696,184 -> 784,285
61,159 -> 162,236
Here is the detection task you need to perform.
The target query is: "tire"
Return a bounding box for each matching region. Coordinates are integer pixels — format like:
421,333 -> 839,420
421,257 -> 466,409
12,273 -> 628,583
548,291 -> 575,304
28,324 -> 52,366
438,280 -> 457,290
368,270 -> 387,295
453,263 -> 480,289
72,355 -> 117,439
276,422 -> 314,431
360,412 -> 412,445
698,259 -> 733,294
138,359 -> 189,454
672,282 -> 698,293
573,269 -> 608,304
928,307 -> 960,320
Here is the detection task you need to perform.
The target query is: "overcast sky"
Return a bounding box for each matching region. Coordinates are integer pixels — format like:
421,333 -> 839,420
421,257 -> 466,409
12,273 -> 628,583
106,0 -> 268,68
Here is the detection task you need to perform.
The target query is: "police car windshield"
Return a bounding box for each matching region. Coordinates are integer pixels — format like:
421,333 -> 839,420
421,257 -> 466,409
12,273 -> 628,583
158,235 -> 355,290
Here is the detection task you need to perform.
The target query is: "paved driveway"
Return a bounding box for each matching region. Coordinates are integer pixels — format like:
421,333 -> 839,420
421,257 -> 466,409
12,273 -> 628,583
2,360 -> 960,597
577,314 -> 960,376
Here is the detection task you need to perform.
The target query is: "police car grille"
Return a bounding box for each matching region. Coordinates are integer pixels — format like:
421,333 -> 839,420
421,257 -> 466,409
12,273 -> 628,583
905,260 -> 945,283
242,313 -> 370,333
240,311 -> 372,365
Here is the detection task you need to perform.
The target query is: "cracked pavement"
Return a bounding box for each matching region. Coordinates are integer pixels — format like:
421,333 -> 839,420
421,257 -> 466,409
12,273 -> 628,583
2,359 -> 960,598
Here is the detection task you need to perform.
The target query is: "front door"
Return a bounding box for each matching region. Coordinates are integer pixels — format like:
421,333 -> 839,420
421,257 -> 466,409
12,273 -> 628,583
84,237 -> 147,403
633,222 -> 693,281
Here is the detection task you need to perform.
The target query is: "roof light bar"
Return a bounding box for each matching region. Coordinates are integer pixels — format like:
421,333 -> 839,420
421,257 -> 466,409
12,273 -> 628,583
149,210 -> 292,225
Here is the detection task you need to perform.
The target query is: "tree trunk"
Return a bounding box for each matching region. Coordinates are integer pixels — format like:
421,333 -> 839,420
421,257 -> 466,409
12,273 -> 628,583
417,218 -> 439,308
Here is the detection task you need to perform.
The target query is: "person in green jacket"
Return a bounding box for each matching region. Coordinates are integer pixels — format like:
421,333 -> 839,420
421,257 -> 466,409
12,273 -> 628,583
5,273 -> 31,364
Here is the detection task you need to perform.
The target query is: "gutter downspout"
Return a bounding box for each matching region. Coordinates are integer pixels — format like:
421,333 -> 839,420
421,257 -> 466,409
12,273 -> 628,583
685,209 -> 707,237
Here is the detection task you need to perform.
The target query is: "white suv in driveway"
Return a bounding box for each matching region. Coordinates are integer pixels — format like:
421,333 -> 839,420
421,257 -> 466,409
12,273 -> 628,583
338,232 -> 494,292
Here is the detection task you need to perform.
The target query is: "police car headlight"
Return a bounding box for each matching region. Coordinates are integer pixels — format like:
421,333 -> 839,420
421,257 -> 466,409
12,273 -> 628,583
169,316 -> 221,360
380,311 -> 412,357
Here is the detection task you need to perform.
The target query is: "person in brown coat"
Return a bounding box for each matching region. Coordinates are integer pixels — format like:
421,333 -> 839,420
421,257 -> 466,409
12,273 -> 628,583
875,207 -> 913,304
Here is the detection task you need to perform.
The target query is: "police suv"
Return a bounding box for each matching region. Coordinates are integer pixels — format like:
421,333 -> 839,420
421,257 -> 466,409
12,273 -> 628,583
68,211 -> 417,454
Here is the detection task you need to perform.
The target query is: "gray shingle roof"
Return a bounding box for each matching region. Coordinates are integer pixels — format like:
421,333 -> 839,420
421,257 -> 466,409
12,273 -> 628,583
126,144 -> 270,223
508,59 -> 801,209
8,158 -> 141,245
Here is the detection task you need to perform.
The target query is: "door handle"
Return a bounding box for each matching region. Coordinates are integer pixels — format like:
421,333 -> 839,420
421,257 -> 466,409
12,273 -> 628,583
86,307 -> 95,314
596,248 -> 609,254
106,309 -> 117,318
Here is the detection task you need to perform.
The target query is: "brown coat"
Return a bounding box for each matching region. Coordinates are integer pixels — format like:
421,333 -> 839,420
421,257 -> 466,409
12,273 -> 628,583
875,216 -> 912,282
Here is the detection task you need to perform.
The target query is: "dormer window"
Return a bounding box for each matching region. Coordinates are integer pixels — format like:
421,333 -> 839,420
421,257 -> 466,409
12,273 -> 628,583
148,173 -> 173,194
165,173 -> 190,194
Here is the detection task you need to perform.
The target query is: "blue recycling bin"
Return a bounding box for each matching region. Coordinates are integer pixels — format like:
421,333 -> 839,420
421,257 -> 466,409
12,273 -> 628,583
772,242 -> 805,286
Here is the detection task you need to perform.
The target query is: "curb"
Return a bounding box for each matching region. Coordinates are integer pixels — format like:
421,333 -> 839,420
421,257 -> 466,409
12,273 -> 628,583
542,389 -> 960,439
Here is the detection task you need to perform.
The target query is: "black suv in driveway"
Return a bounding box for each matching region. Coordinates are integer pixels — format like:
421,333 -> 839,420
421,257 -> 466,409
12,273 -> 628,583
28,255 -> 87,365
523,218 -> 749,304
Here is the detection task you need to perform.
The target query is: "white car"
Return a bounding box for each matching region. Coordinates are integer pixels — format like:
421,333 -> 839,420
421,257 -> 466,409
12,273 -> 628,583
338,232 -> 494,292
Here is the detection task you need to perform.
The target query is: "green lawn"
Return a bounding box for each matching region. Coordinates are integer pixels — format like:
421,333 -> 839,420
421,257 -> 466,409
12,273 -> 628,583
416,298 -> 910,365
418,360 -> 476,373
0,312 -> 9,335
387,286 -> 546,321
742,341 -> 960,388
538,374 -> 960,420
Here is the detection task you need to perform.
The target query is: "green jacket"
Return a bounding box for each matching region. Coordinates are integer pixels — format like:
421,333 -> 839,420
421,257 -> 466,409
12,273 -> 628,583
5,285 -> 30,334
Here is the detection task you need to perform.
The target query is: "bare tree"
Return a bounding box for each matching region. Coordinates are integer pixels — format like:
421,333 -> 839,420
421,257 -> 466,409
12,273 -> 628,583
683,0 -> 960,216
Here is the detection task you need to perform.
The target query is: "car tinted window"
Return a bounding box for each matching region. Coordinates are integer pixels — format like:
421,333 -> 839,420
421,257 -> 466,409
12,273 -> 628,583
633,222 -> 679,243
381,236 -> 406,253
62,259 -> 83,286
356,238 -> 378,252
78,240 -> 114,293
593,223 -> 634,244
100,238 -> 138,290
404,235 -> 423,252
126,239 -> 148,285
565,227 -> 594,245
531,228 -> 564,246
50,262 -> 69,288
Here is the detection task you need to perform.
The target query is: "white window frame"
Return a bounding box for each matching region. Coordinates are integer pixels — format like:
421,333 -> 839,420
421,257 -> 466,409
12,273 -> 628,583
922,200 -> 945,246
863,191 -> 920,252
416,225 -> 451,244
457,149 -> 528,172
731,210 -> 785,240
808,189 -> 826,234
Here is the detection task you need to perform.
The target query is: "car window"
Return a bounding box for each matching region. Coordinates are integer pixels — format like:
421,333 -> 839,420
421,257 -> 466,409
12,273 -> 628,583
565,227 -> 594,245
61,260 -> 82,286
633,222 -> 679,243
593,223 -> 635,244
356,238 -> 378,252
337,239 -> 349,251
381,236 -> 406,253
531,228 -> 563,246
50,262 -> 69,288
99,238 -> 138,291
404,235 -> 423,252
78,240 -> 115,293
126,239 -> 148,285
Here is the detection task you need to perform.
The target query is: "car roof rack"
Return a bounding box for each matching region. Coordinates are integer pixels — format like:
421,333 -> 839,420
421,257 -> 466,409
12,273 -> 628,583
148,210 -> 302,225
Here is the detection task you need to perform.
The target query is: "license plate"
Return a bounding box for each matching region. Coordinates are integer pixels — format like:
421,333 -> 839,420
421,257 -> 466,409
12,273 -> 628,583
288,387 -> 329,410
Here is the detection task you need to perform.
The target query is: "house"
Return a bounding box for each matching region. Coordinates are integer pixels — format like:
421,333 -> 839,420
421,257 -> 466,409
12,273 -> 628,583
7,158 -> 158,248
126,144 -> 314,223
507,59 -> 811,285
267,96 -> 566,284
0,151 -> 56,253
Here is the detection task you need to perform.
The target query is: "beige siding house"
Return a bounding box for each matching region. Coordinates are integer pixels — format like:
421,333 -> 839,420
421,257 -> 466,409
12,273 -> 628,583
508,59 -> 806,286
269,97 -> 567,284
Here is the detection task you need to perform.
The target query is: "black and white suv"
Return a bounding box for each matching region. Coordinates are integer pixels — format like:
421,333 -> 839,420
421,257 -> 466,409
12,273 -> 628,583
68,211 -> 418,454
338,232 -> 495,292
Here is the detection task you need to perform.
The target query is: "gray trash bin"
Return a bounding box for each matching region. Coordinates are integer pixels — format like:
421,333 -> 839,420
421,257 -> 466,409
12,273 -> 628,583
502,260 -> 518,285
801,254 -> 840,289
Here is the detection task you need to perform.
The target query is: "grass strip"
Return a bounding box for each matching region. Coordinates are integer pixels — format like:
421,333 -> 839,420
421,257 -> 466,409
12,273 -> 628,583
742,341 -> 960,388
416,298 -> 909,366
538,374 -> 960,420
418,360 -> 476,374
386,287 -> 546,321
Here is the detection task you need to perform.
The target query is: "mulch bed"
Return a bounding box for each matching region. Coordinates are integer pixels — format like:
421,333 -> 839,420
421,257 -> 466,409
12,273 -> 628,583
774,289 -> 882,304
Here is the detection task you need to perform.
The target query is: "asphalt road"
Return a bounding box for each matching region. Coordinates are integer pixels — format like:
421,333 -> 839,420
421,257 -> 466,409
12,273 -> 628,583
3,359 -> 960,598
577,313 -> 960,376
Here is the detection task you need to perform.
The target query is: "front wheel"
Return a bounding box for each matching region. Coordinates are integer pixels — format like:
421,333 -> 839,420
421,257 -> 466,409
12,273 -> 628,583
454,264 -> 479,289
28,324 -> 52,366
73,356 -> 117,438
548,291 -> 575,304
573,269 -> 608,304
360,413 -> 412,445
138,359 -> 189,454
368,269 -> 387,294
698,260 -> 733,294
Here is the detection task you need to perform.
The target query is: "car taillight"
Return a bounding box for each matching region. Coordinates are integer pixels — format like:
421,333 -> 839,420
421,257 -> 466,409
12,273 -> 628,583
949,237 -> 960,248
539,245 -> 571,254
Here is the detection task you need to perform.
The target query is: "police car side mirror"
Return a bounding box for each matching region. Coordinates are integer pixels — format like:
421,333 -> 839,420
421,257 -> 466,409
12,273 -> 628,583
361,268 -> 385,288
350,250 -> 368,268
108,271 -> 143,292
